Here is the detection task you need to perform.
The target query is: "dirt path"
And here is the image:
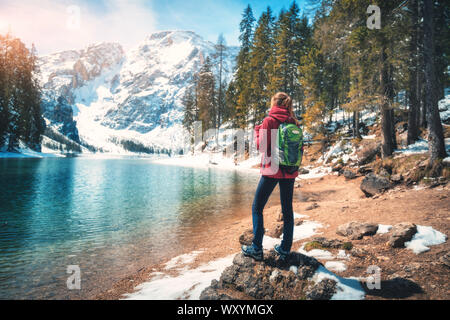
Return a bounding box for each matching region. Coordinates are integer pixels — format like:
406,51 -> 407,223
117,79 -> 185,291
96,174 -> 450,300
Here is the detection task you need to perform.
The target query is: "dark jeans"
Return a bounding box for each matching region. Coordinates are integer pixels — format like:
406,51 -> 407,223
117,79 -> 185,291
251,176 -> 295,252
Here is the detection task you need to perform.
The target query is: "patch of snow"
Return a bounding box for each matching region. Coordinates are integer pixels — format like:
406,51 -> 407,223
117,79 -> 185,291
395,138 -> 450,156
296,166 -> 332,180
377,224 -> 393,234
0,148 -> 63,159
394,139 -> 428,155
289,266 -> 298,275
337,250 -> 351,260
325,261 -> 347,272
405,225 -> 447,254
123,254 -> 235,300
263,236 -> 280,249
164,250 -> 204,270
311,266 -> 365,300
294,212 -> 309,219
293,221 -> 323,241
300,248 -> 335,260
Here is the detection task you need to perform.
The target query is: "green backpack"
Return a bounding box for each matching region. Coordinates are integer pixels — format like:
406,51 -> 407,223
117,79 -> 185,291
271,117 -> 304,174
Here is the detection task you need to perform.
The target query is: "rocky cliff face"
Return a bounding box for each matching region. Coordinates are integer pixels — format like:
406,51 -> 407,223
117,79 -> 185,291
38,31 -> 238,153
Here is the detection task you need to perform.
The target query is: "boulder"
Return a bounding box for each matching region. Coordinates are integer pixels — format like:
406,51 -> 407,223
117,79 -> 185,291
360,173 -> 392,197
306,279 -> 337,300
267,223 -> 283,238
200,251 -> 324,300
332,163 -> 343,172
439,252 -> 450,268
305,203 -> 319,211
356,142 -> 381,165
336,221 -> 379,240
391,174 -> 403,183
343,170 -> 357,180
298,168 -> 310,175
388,223 -> 417,248
239,229 -> 253,246
358,165 -> 373,175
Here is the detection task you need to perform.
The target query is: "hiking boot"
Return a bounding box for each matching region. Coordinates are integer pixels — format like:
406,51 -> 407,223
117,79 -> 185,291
241,245 -> 263,261
274,244 -> 290,258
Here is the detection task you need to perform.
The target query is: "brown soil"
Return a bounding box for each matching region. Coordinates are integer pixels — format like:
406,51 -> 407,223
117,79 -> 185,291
95,174 -> 450,300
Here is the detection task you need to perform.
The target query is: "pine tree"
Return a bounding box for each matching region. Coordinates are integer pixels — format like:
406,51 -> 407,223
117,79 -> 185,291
407,0 -> 420,145
182,85 -> 197,137
0,34 -> 44,152
234,4 -> 255,128
248,6 -> 275,125
196,57 -> 216,134
212,34 -> 227,131
423,0 -> 447,162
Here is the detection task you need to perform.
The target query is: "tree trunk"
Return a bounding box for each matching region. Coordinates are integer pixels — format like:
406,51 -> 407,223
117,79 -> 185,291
407,0 -> 420,145
423,0 -> 447,162
380,45 -> 395,158
353,111 -> 361,139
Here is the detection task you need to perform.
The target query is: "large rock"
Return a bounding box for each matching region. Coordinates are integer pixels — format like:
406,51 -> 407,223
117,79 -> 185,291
360,173 -> 392,197
343,170 -> 357,180
356,142 -> 381,165
267,223 -> 283,238
239,229 -> 253,246
200,251 -> 323,300
439,252 -> 450,268
388,223 -> 417,248
336,222 -> 379,240
306,279 -> 337,300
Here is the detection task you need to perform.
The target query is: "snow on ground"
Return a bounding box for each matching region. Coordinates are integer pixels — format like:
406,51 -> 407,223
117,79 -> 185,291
325,261 -> 347,272
293,221 -> 323,241
123,254 -> 235,300
439,92 -> 450,122
124,214 -> 367,300
125,215 -> 325,300
299,248 -> 335,260
296,166 -> 332,180
164,250 -> 204,270
294,212 -> 309,219
394,138 -> 450,156
0,147 -> 63,159
264,220 -> 323,249
405,225 -> 447,254
377,224 -> 393,234
311,266 -> 365,300
153,152 -> 261,173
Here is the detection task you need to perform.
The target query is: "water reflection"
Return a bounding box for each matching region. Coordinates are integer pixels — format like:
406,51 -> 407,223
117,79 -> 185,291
0,158 -> 262,299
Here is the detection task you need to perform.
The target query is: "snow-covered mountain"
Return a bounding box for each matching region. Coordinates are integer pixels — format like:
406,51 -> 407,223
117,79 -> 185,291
39,31 -> 238,153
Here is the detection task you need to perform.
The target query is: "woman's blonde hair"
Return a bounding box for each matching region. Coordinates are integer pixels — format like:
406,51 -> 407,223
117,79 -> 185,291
271,92 -> 300,126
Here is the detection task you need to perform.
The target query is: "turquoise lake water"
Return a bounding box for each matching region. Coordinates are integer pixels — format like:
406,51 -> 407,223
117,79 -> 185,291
0,157 -> 268,299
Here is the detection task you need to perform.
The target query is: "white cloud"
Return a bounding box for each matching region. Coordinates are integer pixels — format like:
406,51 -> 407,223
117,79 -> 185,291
0,0 -> 157,54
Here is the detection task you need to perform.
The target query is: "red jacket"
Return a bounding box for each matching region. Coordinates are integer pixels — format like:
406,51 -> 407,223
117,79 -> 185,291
255,105 -> 299,179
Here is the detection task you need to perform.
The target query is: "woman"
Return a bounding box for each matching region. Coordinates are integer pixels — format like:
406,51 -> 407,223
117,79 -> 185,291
242,92 -> 301,260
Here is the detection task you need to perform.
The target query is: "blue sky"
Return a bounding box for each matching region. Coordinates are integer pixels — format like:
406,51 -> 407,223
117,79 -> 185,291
0,0 -> 312,54
149,0 -> 311,46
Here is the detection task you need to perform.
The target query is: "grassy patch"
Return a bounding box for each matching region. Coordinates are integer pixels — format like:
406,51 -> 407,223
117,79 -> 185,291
342,242 -> 353,251
303,241 -> 325,252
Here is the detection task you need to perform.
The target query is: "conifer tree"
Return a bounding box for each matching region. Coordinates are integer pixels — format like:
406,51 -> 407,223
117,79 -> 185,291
249,6 -> 275,124
196,57 -> 216,134
0,34 -> 44,152
234,4 -> 255,128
